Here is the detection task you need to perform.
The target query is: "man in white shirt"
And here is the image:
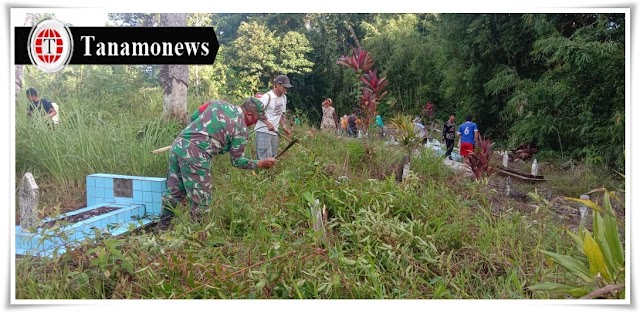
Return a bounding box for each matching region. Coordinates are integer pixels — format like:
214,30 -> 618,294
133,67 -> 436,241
255,75 -> 293,160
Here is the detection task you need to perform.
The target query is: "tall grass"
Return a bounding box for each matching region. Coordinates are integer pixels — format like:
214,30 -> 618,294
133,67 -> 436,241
15,96 -> 181,188
15,91 -> 624,299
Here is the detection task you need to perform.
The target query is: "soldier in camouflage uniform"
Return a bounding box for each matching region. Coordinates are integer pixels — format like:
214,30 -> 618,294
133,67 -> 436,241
162,97 -> 277,217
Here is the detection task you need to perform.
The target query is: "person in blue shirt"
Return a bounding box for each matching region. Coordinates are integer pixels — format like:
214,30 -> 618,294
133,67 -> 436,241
456,115 -> 479,160
25,88 -> 57,120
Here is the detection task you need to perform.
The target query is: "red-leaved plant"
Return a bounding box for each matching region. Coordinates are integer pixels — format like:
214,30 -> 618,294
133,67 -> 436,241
465,135 -> 495,180
337,49 -> 388,138
424,102 -> 435,119
359,69 -> 388,131
336,49 -> 374,74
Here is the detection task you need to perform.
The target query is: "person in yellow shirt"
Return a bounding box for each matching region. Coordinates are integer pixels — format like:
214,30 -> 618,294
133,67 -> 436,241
340,114 -> 348,136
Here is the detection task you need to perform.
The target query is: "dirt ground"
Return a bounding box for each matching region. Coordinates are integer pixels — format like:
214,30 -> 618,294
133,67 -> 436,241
484,163 -> 624,234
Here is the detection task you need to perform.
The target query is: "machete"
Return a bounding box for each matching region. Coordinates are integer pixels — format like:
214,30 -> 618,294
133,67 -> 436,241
275,139 -> 299,159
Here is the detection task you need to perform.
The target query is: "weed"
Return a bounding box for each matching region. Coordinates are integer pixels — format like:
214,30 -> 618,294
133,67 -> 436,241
528,189 -> 625,299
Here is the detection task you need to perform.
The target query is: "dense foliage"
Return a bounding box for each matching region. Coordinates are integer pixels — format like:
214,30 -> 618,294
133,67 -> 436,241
35,12 -> 623,171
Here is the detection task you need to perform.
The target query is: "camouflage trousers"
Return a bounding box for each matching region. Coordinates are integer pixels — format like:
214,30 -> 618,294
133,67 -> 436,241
162,138 -> 212,213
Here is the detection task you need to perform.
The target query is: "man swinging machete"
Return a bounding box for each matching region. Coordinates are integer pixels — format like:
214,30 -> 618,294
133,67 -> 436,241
161,97 -> 277,221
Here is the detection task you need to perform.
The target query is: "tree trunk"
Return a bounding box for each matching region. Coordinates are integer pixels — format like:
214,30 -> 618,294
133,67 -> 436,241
159,13 -> 188,124
347,24 -> 362,50
195,65 -> 200,97
16,14 -> 35,94
16,64 -> 24,94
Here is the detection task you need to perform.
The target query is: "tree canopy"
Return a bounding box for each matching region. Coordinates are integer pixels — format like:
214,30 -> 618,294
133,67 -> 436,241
22,12 -> 625,171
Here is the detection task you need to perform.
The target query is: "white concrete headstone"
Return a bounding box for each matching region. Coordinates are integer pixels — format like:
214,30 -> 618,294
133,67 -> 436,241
531,159 -> 539,176
579,194 -> 589,223
18,172 -> 39,230
402,162 -> 411,181
502,151 -> 509,168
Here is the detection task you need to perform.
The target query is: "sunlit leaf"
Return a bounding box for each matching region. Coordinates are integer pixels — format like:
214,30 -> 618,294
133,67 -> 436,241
564,197 -> 605,214
583,231 -> 612,282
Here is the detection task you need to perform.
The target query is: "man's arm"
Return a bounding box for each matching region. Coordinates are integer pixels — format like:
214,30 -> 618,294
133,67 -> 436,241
229,128 -> 277,169
47,107 -> 57,119
259,94 -> 276,131
279,113 -> 290,134
443,123 -> 447,140
42,100 -> 56,119
474,129 -> 480,142
264,120 -> 275,132
280,95 -> 291,134
229,128 -> 259,170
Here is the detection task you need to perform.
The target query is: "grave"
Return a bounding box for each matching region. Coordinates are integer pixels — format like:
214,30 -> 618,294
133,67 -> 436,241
15,173 -> 166,257
18,173 -> 39,230
423,139 -> 462,162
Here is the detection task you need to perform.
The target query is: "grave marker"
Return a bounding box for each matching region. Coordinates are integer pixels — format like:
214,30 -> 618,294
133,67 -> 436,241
502,151 -> 509,168
18,173 -> 39,230
579,194 -> 589,223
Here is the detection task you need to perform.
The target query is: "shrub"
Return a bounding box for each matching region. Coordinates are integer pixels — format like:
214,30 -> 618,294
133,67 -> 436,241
466,135 -> 495,180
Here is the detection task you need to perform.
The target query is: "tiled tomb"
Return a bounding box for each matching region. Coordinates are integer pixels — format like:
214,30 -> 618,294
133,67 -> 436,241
16,173 -> 166,257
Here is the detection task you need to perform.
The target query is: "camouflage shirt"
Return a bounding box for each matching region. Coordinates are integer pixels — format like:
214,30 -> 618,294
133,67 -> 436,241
173,100 -> 258,170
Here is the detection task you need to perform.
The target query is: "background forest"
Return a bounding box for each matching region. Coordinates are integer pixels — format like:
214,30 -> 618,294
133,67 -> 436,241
19,13 -> 625,172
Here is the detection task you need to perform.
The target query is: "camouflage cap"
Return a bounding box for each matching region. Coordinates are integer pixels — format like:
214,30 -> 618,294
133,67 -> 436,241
243,97 -> 268,121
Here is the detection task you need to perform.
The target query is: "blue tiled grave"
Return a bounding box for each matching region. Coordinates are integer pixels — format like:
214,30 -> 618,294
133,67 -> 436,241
16,173 -> 167,257
423,140 -> 462,162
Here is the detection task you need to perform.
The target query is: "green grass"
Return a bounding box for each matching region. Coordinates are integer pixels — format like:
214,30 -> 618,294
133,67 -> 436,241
14,88 -> 625,299
16,97 -> 180,187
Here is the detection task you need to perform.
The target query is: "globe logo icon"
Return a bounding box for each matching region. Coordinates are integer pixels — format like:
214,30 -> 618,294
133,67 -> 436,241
28,19 -> 73,73
34,28 -> 63,64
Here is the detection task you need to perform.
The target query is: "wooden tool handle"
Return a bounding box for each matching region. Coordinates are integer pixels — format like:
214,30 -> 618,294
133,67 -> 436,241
151,146 -> 171,154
